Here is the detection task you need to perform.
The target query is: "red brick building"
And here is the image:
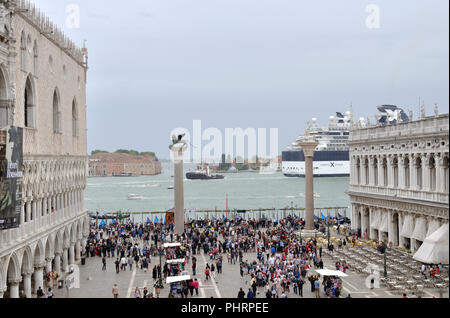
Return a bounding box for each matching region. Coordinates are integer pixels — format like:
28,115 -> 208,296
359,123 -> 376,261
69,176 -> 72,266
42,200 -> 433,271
88,152 -> 162,177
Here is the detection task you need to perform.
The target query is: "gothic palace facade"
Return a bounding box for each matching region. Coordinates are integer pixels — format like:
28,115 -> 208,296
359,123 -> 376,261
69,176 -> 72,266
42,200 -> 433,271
348,111 -> 449,253
0,0 -> 89,298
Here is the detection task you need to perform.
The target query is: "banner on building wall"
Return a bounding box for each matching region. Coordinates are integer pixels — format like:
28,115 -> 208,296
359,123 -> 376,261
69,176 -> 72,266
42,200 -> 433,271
0,126 -> 23,230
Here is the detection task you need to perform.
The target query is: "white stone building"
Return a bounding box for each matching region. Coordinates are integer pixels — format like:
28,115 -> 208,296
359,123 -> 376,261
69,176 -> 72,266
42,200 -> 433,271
348,110 -> 449,253
0,0 -> 89,298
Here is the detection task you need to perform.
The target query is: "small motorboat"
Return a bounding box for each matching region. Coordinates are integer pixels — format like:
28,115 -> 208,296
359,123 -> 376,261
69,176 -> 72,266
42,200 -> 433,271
127,194 -> 144,200
168,186 -> 174,190
146,184 -> 161,188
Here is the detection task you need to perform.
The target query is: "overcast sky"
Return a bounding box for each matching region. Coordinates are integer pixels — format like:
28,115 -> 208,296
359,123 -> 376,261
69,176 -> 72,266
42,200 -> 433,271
33,0 -> 449,159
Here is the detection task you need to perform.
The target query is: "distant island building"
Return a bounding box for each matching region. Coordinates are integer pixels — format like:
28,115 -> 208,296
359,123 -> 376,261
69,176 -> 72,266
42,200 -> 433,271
88,152 -> 162,177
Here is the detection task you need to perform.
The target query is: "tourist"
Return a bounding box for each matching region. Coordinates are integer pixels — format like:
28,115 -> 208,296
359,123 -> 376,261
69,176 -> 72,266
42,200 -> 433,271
134,287 -> 141,298
247,288 -> 255,298
115,258 -> 120,274
46,288 -> 53,298
112,284 -> 119,298
36,286 -> 44,298
314,279 -> 320,298
194,279 -> 199,296
205,265 -> 210,280
237,288 -> 245,298
210,263 -> 216,279
65,277 -> 72,297
143,287 -> 148,298
102,256 -> 107,271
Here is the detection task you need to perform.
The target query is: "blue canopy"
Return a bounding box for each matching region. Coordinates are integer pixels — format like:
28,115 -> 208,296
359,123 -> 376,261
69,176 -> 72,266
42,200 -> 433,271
146,218 -> 151,224
154,216 -> 159,223
321,213 -> 326,220
99,220 -> 105,226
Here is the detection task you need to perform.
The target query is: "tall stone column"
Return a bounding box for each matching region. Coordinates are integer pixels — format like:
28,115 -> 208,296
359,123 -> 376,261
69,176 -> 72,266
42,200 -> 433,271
23,273 -> 32,298
170,141 -> 188,236
62,249 -> 69,272
75,240 -> 81,261
387,210 -> 394,244
45,257 -> 53,274
299,134 -> 320,238
368,156 -> 375,186
54,253 -> 61,274
33,266 -> 44,293
423,154 -> 431,191
411,154 -> 417,190
8,280 -> 20,298
25,201 -> 31,222
378,156 -> 385,187
398,155 -> 405,189
69,243 -> 75,264
436,155 -> 444,193
387,156 -> 395,188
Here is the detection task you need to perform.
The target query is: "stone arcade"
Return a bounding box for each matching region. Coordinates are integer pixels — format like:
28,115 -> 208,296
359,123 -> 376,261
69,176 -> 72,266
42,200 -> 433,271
348,110 -> 449,252
0,0 -> 89,298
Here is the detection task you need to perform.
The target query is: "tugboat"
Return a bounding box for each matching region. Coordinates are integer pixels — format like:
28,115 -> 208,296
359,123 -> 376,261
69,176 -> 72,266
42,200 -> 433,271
186,164 -> 224,180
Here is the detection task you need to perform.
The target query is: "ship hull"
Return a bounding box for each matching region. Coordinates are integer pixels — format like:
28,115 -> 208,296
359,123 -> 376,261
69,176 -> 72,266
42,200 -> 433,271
282,150 -> 350,177
186,173 -> 224,180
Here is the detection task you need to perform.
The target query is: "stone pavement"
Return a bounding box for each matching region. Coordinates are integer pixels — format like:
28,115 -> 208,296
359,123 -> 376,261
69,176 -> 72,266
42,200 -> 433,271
51,247 -> 449,299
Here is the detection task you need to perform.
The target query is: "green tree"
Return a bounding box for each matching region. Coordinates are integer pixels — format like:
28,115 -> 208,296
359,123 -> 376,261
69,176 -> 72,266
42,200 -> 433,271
91,150 -> 109,155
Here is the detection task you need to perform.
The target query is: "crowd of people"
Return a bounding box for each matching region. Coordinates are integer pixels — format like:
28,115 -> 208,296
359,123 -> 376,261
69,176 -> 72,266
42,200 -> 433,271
81,214 -> 350,298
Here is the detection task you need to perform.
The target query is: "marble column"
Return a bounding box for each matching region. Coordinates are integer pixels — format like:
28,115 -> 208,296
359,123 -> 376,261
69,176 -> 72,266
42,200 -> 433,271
387,156 -> 395,188
54,253 -> 61,274
398,156 -> 405,189
411,154 -> 418,190
363,208 -> 370,239
8,280 -> 20,298
33,266 -> 44,293
387,210 -> 394,245
25,201 -> 31,222
75,241 -> 81,261
45,258 -> 53,274
23,273 -> 32,298
299,138 -> 319,232
368,156 -> 375,186
171,143 -> 188,235
378,156 -> 385,188
423,154 -> 431,192
69,244 -> 75,265
0,289 -> 4,298
62,249 -> 69,272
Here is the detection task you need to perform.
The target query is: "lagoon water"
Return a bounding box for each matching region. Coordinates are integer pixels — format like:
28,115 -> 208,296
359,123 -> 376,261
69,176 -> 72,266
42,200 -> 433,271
85,161 -> 351,220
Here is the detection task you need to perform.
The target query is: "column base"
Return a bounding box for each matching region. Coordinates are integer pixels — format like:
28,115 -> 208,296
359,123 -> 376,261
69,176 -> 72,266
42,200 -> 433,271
300,229 -> 324,239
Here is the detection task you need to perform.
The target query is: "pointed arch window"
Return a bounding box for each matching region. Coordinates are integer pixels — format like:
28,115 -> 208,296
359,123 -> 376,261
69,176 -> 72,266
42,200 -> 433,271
20,31 -> 26,69
53,89 -> 61,133
72,99 -> 78,137
33,41 -> 38,75
24,75 -> 35,128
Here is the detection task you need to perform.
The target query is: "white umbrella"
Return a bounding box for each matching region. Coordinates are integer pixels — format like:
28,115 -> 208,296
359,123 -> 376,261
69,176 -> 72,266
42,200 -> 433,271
315,269 -> 348,277
413,223 -> 449,265
166,275 -> 191,284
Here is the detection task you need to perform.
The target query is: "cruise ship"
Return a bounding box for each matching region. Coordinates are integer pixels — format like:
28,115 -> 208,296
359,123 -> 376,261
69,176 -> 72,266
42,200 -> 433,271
282,110 -> 352,177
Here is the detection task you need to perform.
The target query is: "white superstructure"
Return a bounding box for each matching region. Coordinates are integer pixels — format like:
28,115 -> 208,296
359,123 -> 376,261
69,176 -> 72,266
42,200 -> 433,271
282,110 -> 353,177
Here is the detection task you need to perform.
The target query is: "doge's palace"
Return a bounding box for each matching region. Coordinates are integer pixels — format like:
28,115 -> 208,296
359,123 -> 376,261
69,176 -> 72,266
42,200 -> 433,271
348,109 -> 449,253
0,0 -> 89,298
